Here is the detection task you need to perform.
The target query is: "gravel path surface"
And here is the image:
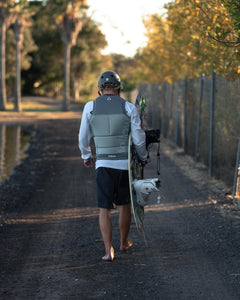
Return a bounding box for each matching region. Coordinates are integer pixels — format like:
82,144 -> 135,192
0,114 -> 239,299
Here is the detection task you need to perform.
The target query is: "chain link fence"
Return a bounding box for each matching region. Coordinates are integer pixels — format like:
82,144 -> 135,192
138,72 -> 240,199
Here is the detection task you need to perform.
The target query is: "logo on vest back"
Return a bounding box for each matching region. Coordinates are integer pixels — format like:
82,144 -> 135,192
107,97 -> 112,101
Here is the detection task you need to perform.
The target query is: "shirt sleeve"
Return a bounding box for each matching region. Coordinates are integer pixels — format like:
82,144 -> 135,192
126,102 -> 148,162
78,101 -> 93,160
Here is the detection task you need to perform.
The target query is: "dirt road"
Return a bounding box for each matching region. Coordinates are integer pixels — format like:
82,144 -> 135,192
0,116 -> 240,299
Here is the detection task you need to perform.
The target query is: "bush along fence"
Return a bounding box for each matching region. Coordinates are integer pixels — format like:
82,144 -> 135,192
138,71 -> 240,201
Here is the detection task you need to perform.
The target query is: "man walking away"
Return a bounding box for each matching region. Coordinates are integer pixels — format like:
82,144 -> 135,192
79,70 -> 147,261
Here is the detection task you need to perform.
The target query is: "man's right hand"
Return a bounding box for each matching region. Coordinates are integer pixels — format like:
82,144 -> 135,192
84,158 -> 94,168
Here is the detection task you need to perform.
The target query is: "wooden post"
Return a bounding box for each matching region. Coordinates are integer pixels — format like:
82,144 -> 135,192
167,84 -> 174,142
183,76 -> 187,154
161,82 -> 165,138
175,81 -> 180,146
233,137 -> 240,201
195,74 -> 204,162
209,70 -> 215,178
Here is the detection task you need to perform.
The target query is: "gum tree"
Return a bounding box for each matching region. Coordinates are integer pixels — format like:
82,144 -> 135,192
71,16 -> 107,100
55,0 -> 88,111
136,0 -> 240,82
13,0 -> 33,112
0,0 -> 16,110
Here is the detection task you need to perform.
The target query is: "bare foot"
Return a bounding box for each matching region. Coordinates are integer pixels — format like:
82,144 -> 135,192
120,238 -> 133,251
102,246 -> 114,261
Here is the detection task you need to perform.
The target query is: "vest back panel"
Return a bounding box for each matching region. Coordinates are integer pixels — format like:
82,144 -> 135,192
90,95 -> 131,160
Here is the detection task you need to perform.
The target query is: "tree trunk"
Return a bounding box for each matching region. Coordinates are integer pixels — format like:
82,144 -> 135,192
63,43 -> 71,111
14,38 -> 22,112
0,21 -> 7,111
0,124 -> 6,180
73,77 -> 80,101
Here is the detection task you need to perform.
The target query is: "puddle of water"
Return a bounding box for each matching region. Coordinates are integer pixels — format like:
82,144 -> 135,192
0,124 -> 32,183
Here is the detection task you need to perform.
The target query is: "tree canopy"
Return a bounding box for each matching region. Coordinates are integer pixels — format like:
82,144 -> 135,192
1,0 -> 240,105
136,0 -> 240,83
21,0 -> 107,99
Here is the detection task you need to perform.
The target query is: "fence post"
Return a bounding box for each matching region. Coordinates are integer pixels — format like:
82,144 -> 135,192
168,84 -> 174,142
147,84 -> 153,128
175,80 -> 180,146
209,70 -> 215,178
183,76 -> 187,154
152,84 -> 156,129
233,137 -> 240,201
195,73 -> 204,162
161,82 -> 165,137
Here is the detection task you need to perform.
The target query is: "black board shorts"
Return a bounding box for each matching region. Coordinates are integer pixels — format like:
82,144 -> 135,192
96,167 -> 131,209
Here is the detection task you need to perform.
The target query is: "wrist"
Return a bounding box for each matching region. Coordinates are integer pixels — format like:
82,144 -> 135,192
84,157 -> 92,163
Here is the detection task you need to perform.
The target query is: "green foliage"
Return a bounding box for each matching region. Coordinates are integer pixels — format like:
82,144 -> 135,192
22,4 -> 64,95
1,1 -> 37,95
70,17 -> 107,99
136,0 -> 240,83
111,54 -> 138,92
22,1 -> 107,97
6,26 -> 37,74
222,0 -> 240,37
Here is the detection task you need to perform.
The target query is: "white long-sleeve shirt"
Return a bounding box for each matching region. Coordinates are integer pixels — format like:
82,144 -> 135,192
78,99 -> 147,170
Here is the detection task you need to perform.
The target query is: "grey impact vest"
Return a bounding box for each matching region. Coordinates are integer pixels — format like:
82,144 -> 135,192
89,95 -> 131,160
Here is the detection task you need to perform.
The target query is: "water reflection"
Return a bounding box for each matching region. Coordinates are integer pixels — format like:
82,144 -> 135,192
0,124 -> 31,183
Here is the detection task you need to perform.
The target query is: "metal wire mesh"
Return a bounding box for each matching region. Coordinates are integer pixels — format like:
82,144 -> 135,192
138,74 -> 240,191
213,75 -> 240,186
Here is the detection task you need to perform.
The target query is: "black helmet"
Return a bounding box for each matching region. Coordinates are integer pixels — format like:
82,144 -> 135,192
98,70 -> 121,89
